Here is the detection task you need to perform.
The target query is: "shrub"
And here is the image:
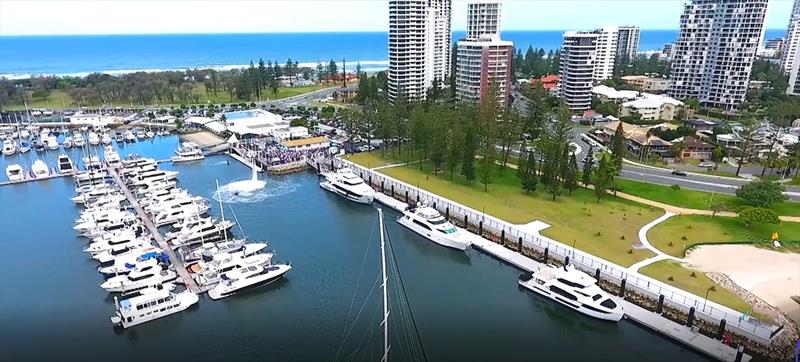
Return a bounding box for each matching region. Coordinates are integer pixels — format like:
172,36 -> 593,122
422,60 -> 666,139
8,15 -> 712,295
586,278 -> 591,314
671,184 -> 681,191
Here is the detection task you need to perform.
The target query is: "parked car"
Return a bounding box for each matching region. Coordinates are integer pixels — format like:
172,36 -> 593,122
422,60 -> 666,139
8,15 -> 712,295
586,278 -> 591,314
671,170 -> 688,176
698,160 -> 716,168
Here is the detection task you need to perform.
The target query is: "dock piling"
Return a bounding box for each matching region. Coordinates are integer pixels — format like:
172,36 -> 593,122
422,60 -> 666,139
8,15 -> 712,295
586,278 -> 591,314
619,278 -> 627,298
518,237 -> 523,252
595,268 -> 601,282
656,295 -> 665,314
543,247 -> 549,263
734,345 -> 744,362
717,319 -> 727,340
687,307 -> 695,328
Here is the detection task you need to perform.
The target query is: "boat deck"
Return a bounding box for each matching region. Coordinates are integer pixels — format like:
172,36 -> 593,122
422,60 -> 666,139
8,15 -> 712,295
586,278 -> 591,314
108,166 -> 205,294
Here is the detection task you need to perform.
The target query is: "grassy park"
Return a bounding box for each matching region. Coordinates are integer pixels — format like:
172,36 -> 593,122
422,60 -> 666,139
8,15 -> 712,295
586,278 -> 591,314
613,178 -> 800,217
640,260 -> 753,314
351,152 -> 660,267
647,214 -> 800,257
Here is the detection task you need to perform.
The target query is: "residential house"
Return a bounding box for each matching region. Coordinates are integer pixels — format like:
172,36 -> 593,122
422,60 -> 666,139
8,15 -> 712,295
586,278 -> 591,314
591,85 -> 640,103
597,120 -> 673,158
679,136 -> 714,159
620,94 -> 683,121
533,75 -> 559,94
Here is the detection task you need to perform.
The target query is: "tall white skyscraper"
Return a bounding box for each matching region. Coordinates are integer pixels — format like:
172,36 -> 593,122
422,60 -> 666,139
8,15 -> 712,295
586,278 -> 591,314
456,0 -> 512,106
668,0 -> 768,110
593,26 -> 619,82
558,31 -> 600,111
388,0 -> 452,102
466,1 -> 501,40
616,26 -> 640,61
788,47 -> 800,95
781,0 -> 800,74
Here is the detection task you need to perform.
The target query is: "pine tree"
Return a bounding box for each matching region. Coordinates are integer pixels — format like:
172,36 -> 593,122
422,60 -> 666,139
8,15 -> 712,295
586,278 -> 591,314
593,154 -> 614,202
565,152 -> 579,196
519,149 -> 538,193
581,149 -> 594,187
611,122 -> 625,172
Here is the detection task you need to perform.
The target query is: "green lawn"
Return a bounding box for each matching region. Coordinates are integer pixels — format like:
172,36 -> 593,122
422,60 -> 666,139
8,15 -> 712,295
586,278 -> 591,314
640,260 -> 753,314
647,214 -> 800,257
373,161 -> 659,267
2,84 -> 331,110
614,178 -> 800,217
347,149 -> 421,169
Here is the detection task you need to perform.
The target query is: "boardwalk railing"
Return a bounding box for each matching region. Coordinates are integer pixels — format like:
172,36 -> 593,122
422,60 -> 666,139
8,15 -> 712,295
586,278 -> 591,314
334,158 -> 783,345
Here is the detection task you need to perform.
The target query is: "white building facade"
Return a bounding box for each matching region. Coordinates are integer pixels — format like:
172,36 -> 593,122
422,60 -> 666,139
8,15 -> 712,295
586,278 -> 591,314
388,0 -> 452,102
616,26 -> 640,61
593,26 -> 619,82
558,31 -> 599,111
781,0 -> 800,74
667,0 -> 768,110
466,1 -> 500,40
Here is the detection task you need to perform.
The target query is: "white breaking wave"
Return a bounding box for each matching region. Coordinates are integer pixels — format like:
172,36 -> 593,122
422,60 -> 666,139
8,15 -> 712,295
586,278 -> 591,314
212,175 -> 297,204
0,60 -> 389,80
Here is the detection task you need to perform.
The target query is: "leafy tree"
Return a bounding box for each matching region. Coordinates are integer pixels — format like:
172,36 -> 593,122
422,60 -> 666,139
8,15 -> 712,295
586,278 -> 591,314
316,62 -> 325,82
593,153 -> 615,202
738,207 -> 780,228
327,59 -> 338,81
610,121 -> 625,171
735,180 -> 787,208
594,100 -> 620,117
461,107 -> 478,183
444,124 -> 463,180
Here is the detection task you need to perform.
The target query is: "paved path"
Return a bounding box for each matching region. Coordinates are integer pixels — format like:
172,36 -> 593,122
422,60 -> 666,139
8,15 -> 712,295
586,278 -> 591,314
628,211 -> 684,272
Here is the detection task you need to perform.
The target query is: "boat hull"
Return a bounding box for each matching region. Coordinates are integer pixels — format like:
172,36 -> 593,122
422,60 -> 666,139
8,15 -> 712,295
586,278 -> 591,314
208,264 -> 290,300
396,216 -> 471,251
319,181 -> 374,204
518,279 -> 624,322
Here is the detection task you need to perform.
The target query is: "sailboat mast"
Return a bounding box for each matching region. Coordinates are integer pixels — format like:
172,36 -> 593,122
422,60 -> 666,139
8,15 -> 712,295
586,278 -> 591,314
215,179 -> 228,242
378,208 -> 390,362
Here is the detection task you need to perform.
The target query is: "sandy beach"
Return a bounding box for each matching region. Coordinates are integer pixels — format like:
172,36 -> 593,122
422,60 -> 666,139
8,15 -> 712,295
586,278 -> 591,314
685,245 -> 800,324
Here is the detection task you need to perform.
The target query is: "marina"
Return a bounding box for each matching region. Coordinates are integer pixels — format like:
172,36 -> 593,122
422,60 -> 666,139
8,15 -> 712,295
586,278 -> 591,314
0,135 -> 715,361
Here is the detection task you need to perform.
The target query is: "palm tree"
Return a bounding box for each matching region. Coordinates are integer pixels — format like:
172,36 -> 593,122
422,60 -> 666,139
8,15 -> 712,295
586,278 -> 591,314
671,140 -> 686,162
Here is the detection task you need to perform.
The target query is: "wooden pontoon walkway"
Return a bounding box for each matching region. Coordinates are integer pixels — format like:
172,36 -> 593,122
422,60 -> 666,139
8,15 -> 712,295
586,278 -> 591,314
108,166 -> 203,294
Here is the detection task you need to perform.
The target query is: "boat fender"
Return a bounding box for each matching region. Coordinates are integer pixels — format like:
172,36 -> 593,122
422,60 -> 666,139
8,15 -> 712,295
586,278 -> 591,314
518,273 -> 533,282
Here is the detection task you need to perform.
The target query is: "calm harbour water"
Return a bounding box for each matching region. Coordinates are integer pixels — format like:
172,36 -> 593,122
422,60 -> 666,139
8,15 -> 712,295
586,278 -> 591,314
0,136 -> 710,361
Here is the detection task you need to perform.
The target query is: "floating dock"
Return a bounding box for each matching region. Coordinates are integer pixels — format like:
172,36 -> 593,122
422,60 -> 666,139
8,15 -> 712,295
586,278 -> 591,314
107,166 -> 204,294
372,191 -> 751,362
0,172 -> 71,187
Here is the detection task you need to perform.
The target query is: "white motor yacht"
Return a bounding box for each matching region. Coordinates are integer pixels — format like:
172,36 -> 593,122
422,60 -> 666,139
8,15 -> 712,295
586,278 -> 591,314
124,130 -> 137,142
319,168 -> 375,204
88,132 -> 101,146
45,135 -> 59,150
104,145 -> 121,167
57,154 -> 76,175
114,131 -> 125,143
75,213 -> 138,233
82,155 -> 103,170
100,268 -> 177,293
110,289 -> 199,328
145,196 -> 209,214
145,130 -> 155,139
31,159 -> 49,178
152,204 -> 207,227
135,129 -> 147,140
101,133 -> 113,145
19,129 -> 30,139
2,138 -> 16,156
184,239 -> 255,261
130,170 -> 179,186
519,264 -> 624,322
191,248 -> 273,286
167,219 -> 235,248
134,180 -> 177,196
94,245 -> 162,265
73,133 -> 86,147
98,250 -> 161,275
63,136 -> 73,148
208,263 -> 291,300
5,164 -> 24,182
18,140 -> 30,153
397,203 -> 472,250
171,142 -> 204,163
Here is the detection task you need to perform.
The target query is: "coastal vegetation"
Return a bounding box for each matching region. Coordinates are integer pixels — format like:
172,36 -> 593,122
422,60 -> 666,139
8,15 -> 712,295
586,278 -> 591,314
646,215 -> 800,257
640,260 -> 754,314
0,57 -> 346,110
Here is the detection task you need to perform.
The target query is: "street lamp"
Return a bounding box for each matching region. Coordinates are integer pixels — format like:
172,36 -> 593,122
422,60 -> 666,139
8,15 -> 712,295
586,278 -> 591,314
702,285 -> 716,313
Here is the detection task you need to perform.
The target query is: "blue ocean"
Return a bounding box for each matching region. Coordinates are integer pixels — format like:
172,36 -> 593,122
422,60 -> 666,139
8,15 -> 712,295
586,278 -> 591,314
0,29 -> 785,78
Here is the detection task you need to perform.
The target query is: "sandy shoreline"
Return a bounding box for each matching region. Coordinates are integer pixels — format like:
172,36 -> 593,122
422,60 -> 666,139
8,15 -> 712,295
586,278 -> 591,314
685,245 -> 800,324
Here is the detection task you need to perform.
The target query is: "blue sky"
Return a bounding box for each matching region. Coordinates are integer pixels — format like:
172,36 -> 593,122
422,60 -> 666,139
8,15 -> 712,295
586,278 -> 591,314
0,0 -> 793,36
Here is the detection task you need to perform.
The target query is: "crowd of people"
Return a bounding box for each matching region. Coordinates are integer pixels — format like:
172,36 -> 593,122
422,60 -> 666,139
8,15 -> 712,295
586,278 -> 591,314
237,139 -> 330,167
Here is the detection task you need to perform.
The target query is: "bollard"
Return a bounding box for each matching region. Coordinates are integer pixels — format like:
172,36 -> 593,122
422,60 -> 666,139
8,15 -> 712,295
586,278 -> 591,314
464,215 -> 468,228
330,160 -> 334,171
656,295 -> 665,314
543,247 -> 549,263
619,279 -> 627,298
595,268 -> 601,282
734,345 -> 743,362
716,319 -> 726,340
316,161 -> 320,175
500,230 -> 505,245
381,181 -> 385,193
518,236 -> 523,252
445,207 -> 449,220
687,307 -> 695,328
405,190 -> 408,203
391,185 -> 395,197
564,256 -> 570,266
369,175 -> 372,185
416,195 -> 419,203
433,202 -> 436,209
478,221 -> 483,236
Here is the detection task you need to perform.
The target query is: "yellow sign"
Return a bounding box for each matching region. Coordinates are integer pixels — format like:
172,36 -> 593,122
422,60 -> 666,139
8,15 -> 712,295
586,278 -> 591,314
771,231 -> 779,241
